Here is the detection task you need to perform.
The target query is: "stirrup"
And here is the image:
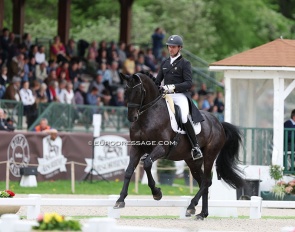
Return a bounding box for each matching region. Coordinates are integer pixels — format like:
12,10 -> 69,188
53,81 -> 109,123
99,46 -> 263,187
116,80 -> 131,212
191,147 -> 203,160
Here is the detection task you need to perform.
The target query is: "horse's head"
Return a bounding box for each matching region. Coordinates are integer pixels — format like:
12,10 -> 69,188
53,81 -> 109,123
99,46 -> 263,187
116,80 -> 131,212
120,72 -> 159,122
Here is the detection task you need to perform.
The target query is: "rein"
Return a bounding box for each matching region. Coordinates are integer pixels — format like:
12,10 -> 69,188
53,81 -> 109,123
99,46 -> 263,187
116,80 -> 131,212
126,74 -> 163,116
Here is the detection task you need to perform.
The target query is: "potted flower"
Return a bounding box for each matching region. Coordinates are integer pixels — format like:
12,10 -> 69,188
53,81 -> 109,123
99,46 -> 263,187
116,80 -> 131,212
0,190 -> 20,215
33,212 -> 82,231
157,159 -> 176,186
261,164 -> 295,200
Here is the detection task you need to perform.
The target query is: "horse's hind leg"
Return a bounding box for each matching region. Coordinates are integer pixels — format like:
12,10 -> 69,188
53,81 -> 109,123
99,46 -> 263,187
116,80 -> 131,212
114,149 -> 141,209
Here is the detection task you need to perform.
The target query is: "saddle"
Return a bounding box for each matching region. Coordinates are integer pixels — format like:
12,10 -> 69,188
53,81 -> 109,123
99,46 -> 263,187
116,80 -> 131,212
164,95 -> 201,135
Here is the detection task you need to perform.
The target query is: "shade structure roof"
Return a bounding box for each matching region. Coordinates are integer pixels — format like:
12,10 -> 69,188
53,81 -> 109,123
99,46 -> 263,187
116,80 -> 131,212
210,39 -> 295,68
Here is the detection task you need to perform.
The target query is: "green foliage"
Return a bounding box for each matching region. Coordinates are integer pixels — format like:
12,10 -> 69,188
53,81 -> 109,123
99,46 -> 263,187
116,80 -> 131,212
157,159 -> 176,174
269,164 -> 284,181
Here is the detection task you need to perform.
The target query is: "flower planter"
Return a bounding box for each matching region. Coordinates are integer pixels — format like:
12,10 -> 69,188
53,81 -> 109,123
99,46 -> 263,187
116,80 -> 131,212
0,205 -> 20,215
261,191 -> 295,201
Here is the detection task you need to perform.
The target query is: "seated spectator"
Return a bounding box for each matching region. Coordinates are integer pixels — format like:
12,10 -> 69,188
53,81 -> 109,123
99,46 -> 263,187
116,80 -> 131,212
74,82 -> 87,105
28,56 -> 37,84
122,53 -> 135,75
21,33 -> 32,53
44,69 -> 58,86
3,76 -> 21,101
28,44 -> 38,59
35,82 -> 48,105
86,86 -> 101,106
59,82 -> 74,104
46,80 -> 58,102
50,35 -> 67,63
110,88 -> 125,107
0,108 -> 14,131
35,45 -> 46,64
47,59 -> 58,74
87,40 -> 98,60
56,80 -> 67,101
22,55 -> 30,83
56,61 -> 70,81
98,62 -> 112,85
88,72 -> 105,94
35,61 -> 48,83
284,109 -> 295,150
9,53 -> 25,81
136,54 -> 150,73
198,83 -> 208,96
191,91 -> 199,108
117,41 -> 127,66
0,66 -> 8,99
109,61 -> 122,88
34,118 -> 51,132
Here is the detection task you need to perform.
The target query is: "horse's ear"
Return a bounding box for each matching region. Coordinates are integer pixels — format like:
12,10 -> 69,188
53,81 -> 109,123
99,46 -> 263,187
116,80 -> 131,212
119,73 -> 129,81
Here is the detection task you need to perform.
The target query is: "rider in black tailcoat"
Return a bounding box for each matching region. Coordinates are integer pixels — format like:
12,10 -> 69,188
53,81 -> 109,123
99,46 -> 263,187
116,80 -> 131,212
155,35 -> 204,160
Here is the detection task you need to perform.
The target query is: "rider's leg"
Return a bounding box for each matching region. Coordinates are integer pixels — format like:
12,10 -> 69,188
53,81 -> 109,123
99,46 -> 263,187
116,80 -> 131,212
170,94 -> 203,160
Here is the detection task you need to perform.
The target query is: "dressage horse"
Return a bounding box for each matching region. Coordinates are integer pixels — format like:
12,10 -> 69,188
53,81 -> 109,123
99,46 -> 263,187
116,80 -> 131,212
114,72 -> 244,220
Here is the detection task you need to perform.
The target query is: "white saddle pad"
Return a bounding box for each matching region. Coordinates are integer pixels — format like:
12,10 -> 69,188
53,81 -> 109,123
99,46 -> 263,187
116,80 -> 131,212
164,97 -> 201,135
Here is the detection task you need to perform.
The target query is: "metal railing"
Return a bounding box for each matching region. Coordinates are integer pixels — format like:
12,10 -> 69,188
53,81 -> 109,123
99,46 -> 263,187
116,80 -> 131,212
284,128 -> 295,174
0,100 -> 23,129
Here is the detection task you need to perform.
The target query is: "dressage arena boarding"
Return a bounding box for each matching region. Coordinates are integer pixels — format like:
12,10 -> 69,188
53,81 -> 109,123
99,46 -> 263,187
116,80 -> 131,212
0,194 -> 294,232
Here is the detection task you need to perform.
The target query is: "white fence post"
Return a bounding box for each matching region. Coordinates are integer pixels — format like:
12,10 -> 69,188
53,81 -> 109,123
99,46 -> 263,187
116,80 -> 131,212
107,195 -> 120,219
83,218 -> 117,232
27,194 -> 41,220
0,214 -> 19,232
250,196 -> 262,219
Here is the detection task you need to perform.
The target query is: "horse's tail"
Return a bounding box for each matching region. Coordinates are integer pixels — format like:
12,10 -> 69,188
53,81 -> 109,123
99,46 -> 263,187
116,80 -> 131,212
216,122 -> 244,189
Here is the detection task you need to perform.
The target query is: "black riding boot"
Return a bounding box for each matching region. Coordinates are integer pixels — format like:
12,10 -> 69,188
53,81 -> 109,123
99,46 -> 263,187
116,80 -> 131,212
183,120 -> 203,160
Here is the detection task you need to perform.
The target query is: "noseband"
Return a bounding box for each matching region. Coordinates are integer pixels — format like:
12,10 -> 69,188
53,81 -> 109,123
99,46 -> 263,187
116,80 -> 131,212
126,74 -> 162,116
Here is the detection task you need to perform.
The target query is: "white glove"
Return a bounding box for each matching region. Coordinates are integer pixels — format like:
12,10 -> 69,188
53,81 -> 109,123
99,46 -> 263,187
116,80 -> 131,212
162,84 -> 175,93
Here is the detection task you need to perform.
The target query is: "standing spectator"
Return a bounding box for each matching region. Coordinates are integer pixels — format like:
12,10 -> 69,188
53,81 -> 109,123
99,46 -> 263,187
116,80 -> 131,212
0,28 -> 10,64
3,76 -> 21,101
35,45 -> 46,64
19,81 -> 36,127
0,66 -> 8,99
50,35 -> 67,63
214,91 -> 225,113
21,33 -> 32,52
35,61 -> 48,83
66,38 -> 77,60
284,109 -> 295,150
151,27 -> 165,61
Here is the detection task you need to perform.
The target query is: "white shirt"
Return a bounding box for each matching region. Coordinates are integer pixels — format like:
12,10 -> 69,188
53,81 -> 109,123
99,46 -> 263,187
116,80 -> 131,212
170,53 -> 181,64
59,89 -> 74,104
35,52 -> 46,64
20,88 -> 35,105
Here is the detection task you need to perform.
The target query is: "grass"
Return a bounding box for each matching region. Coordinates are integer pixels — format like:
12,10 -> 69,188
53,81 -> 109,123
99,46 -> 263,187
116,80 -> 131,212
0,178 -> 198,196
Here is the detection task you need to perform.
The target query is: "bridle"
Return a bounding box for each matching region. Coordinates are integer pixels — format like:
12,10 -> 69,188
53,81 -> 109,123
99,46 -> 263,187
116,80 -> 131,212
126,74 -> 163,116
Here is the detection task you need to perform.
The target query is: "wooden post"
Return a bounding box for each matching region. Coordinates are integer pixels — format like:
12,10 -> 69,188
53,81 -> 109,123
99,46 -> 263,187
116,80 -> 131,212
6,161 -> 10,190
12,0 -> 25,42
119,0 -> 134,44
135,164 -> 140,194
58,0 -> 71,44
71,161 -> 75,193
189,171 -> 193,194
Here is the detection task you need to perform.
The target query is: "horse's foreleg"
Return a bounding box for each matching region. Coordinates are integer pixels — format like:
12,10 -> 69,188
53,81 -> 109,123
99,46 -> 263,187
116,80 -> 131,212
195,180 -> 211,220
114,153 -> 141,209
143,146 -> 165,201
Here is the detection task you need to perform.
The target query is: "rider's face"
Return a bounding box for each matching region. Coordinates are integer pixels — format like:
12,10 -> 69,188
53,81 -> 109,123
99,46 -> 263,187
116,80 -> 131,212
167,45 -> 181,58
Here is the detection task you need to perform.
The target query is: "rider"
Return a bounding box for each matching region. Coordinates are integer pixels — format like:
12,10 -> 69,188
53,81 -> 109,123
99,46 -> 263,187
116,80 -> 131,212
155,35 -> 204,160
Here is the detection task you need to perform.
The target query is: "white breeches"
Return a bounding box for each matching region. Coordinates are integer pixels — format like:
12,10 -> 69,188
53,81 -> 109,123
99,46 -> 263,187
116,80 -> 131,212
168,93 -> 189,123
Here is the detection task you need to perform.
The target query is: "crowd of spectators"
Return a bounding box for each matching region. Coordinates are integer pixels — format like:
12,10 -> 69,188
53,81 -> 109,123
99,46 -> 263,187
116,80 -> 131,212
0,27 -> 225,129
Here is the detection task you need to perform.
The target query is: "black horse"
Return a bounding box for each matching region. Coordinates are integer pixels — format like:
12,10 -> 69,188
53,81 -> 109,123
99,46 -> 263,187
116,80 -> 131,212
114,72 -> 244,220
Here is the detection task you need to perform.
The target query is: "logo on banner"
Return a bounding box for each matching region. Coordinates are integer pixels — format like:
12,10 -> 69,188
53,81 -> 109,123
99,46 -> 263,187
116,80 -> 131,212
37,133 -> 67,177
85,135 -> 129,178
7,134 -> 30,177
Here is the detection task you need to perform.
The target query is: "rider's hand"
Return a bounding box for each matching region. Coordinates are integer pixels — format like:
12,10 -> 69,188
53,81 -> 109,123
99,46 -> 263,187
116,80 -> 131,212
161,85 -> 175,94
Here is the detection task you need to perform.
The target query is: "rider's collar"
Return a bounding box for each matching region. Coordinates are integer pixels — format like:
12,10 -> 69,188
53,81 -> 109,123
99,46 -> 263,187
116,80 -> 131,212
170,53 -> 181,64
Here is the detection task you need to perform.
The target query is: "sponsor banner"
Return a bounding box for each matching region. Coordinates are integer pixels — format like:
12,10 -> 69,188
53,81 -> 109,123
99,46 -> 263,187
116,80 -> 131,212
0,131 -> 130,181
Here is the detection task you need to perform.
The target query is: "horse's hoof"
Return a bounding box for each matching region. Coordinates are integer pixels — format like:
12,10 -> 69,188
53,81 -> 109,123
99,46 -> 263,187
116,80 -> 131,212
113,201 -> 125,209
185,208 -> 196,217
153,188 -> 162,201
195,214 -> 205,220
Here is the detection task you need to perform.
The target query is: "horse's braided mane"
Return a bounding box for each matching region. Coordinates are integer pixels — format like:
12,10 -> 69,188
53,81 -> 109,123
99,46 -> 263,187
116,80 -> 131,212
139,70 -> 157,84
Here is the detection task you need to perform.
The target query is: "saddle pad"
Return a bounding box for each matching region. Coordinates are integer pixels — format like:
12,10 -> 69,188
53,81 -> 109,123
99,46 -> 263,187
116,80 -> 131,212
164,95 -> 201,135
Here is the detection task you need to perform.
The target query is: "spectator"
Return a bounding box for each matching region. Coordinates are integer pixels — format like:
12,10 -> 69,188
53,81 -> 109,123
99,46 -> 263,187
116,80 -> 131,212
96,49 -> 107,66
56,80 -> 67,100
34,118 -> 51,132
3,76 -> 21,101
66,38 -> 77,59
74,82 -> 87,105
198,83 -> 208,96
109,61 -> 122,89
117,41 -> 127,66
136,53 -> 150,73
47,59 -> 58,74
35,82 -> 48,105
0,66 -> 8,99
28,44 -> 38,59
68,60 -> 80,86
50,35 -> 67,63
35,45 -> 46,64
151,27 -> 165,61
21,33 -> 32,52
191,91 -> 199,108
9,53 -> 25,81
28,56 -> 37,83
59,82 -> 74,104
0,108 -> 14,131
20,80 -> 37,127
87,40 -> 98,60
22,55 -> 30,82
214,91 -> 225,113
44,69 -> 58,86
284,109 -> 295,150
98,62 -> 112,85
56,61 -> 70,81
88,72 -> 105,93
35,61 -> 48,83
0,28 -> 10,64
46,80 -> 58,102
110,88 -> 125,107
86,86 -> 101,106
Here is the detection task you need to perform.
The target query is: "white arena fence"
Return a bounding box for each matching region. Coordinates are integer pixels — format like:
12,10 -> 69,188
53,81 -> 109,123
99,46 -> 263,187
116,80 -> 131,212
1,194 -> 295,220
